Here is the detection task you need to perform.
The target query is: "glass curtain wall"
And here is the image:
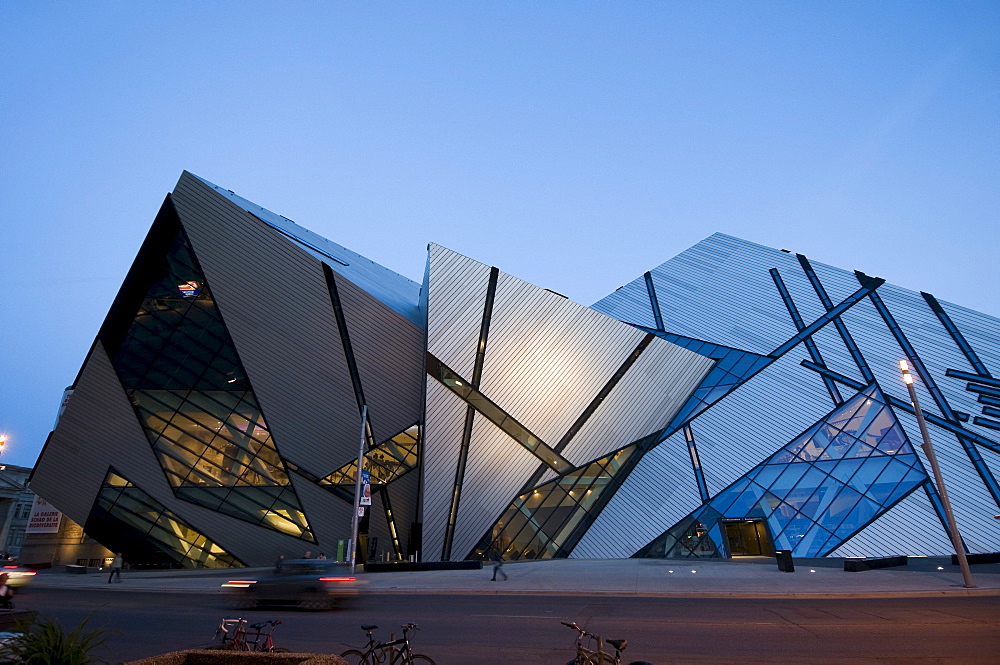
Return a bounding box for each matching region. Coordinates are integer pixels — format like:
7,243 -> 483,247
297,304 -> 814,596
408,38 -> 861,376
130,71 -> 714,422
105,210 -> 314,542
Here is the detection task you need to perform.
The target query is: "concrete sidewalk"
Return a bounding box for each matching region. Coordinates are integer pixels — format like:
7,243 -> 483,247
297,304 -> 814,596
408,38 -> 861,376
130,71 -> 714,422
24,556 -> 1000,599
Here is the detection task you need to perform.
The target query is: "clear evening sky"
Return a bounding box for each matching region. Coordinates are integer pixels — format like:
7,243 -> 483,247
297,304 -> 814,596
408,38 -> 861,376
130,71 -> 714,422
1,2 -> 998,468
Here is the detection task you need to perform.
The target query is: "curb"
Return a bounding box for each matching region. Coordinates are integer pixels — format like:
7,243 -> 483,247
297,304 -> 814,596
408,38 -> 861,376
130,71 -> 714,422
26,582 -> 1000,600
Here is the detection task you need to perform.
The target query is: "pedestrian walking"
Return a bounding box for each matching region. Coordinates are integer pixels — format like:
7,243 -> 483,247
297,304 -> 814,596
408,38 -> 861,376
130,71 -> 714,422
490,550 -> 507,581
274,554 -> 285,574
303,550 -> 313,559
108,553 -> 123,583
317,552 -> 327,560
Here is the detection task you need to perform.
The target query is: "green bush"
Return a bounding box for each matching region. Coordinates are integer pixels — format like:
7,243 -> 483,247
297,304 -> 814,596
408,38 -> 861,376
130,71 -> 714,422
2,614 -> 110,664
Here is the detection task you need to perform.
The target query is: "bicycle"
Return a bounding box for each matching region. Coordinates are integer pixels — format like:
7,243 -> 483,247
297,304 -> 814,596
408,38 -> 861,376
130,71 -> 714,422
340,622 -> 435,665
246,619 -> 289,652
561,621 -> 652,665
213,617 -> 249,651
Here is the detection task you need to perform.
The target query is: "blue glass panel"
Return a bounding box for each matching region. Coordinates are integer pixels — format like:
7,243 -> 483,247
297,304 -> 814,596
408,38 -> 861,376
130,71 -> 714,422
731,353 -> 758,376
760,490 -> 783,511
749,464 -> 784,487
847,456 -> 893,494
823,431 -> 868,459
878,467 -> 927,507
789,465 -> 828,499
860,407 -> 898,447
826,392 -> 870,430
814,485 -> 864,531
795,482 -> 834,519
815,458 -> 863,484
772,509 -> 816,550
874,423 -> 912,455
718,482 -> 767,517
795,522 -> 835,557
707,524 -> 726,557
867,459 -> 910,500
840,400 -> 882,438
709,477 -> 752,514
764,464 -> 810,499
833,496 -> 881,537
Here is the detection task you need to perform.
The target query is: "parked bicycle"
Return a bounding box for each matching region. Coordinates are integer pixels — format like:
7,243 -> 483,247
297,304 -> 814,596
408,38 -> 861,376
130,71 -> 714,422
561,621 -> 652,665
212,617 -> 288,652
246,620 -> 288,652
340,622 -> 435,665
213,617 -> 248,651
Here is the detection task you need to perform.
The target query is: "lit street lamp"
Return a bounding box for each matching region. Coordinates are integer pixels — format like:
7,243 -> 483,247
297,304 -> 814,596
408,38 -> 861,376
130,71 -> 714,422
0,434 -> 6,455
899,360 -> 975,588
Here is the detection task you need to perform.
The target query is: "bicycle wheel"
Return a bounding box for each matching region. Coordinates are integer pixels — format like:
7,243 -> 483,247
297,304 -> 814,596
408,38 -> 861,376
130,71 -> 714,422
409,654 -> 436,665
339,649 -> 369,665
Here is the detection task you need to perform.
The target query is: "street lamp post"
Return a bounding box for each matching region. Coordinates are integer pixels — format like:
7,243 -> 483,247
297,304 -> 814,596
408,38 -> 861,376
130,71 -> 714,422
899,360 -> 975,588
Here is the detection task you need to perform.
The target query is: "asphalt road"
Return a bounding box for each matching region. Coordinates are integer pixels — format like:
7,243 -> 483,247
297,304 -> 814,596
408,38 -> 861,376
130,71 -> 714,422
11,587 -> 999,664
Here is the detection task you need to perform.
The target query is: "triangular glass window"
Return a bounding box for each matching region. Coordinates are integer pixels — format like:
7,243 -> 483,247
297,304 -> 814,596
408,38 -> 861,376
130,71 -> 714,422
101,201 -> 314,542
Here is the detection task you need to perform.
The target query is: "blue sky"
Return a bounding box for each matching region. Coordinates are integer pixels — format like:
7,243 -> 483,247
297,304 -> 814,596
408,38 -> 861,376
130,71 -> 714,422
1,2 -> 998,468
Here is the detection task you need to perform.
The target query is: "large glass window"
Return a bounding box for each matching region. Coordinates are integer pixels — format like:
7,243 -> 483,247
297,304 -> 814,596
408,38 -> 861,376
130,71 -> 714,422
85,470 -> 244,569
638,385 -> 929,558
470,445 -> 640,561
105,215 -> 314,542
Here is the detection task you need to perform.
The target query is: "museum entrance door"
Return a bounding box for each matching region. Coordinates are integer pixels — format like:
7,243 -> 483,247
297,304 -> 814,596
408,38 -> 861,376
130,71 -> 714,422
723,519 -> 774,556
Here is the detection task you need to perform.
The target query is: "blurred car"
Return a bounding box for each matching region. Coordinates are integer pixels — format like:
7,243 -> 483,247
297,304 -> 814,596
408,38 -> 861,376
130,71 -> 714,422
221,559 -> 364,610
0,564 -> 36,589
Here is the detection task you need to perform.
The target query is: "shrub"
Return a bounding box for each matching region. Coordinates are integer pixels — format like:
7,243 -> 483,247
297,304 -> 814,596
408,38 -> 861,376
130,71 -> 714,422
2,614 -> 110,664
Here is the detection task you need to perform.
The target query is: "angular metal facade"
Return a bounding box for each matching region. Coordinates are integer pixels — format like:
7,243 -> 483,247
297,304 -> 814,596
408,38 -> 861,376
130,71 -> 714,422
29,177 -> 1000,567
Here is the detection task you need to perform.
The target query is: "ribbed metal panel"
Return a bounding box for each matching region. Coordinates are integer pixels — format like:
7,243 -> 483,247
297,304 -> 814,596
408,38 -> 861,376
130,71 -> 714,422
335,274 -> 424,446
561,341 -> 713,467
29,344 -> 163,529
366,492 -> 392,561
285,471 -> 354,559
192,174 -> 422,327
451,417 -> 538,560
171,173 -> 361,477
426,244 -> 492,381
595,233 -> 1000,557
480,271 -> 644,447
385,467 -> 420,556
590,278 -> 657,329
573,429 -> 704,558
33,345 -> 312,566
827,490 -> 954,557
419,379 -> 469,560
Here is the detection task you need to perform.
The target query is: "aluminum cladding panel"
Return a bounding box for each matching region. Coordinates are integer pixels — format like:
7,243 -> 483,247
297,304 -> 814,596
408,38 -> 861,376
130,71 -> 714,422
426,244 -> 493,381
451,417 -> 539,560
171,173 -> 360,476
478,270 -> 646,448
420,379 -> 469,560
573,429 -> 704,558
559,340 -> 713,468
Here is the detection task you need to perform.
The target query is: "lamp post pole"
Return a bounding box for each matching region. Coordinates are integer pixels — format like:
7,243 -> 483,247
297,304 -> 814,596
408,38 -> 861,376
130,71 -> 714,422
899,360 -> 975,588
349,406 -> 367,574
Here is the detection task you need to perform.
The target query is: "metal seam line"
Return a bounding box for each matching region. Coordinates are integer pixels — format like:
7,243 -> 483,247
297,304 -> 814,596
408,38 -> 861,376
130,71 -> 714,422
555,333 -> 657,452
326,265 -> 403,558
684,424 -> 710,502
427,353 -> 572,474
770,268 -> 843,404
519,333 -> 658,495
443,268 -> 499,560
854,273 -> 1000,507
921,292 -> 991,377
797,254 -> 875,383
644,271 -> 665,331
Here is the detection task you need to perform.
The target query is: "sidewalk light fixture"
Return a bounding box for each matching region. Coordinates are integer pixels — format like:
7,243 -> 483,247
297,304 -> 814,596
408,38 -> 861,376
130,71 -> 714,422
899,360 -> 975,588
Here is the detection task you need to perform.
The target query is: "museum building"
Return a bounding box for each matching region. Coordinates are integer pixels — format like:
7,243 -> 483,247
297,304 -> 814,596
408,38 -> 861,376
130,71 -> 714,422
29,172 -> 1000,568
